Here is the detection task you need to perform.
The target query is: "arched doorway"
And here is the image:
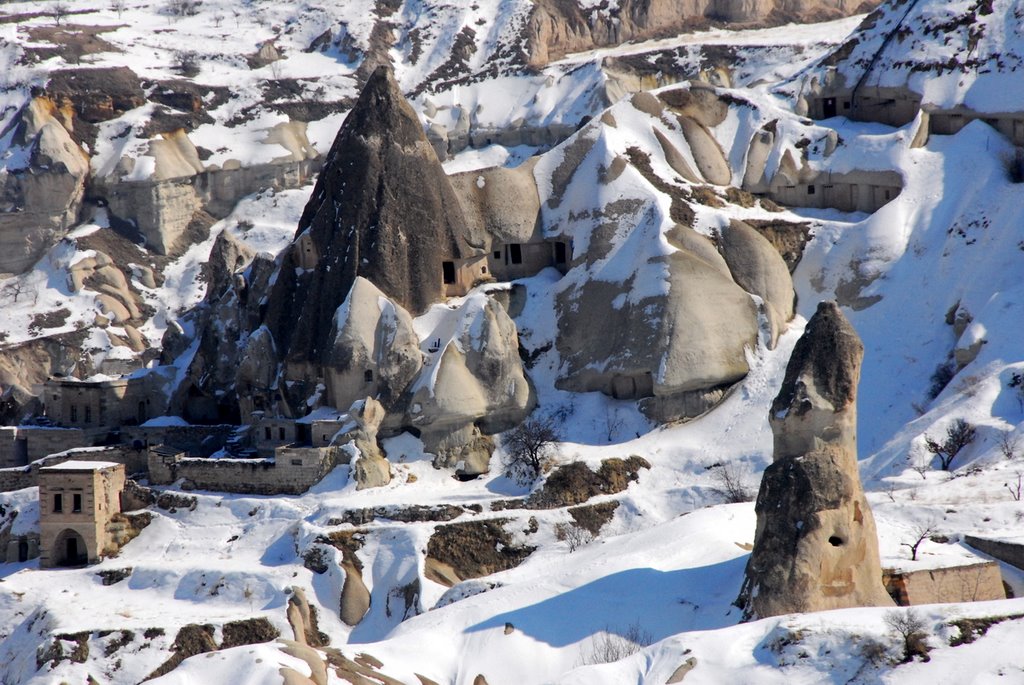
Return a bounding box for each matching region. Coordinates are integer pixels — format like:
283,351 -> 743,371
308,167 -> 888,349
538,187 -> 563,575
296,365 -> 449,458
53,529 -> 88,567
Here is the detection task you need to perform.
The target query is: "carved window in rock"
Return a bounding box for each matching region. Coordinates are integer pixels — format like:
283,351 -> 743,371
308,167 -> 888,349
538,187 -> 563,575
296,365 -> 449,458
264,427 -> 272,440
442,261 -> 456,284
364,370 -> 373,383
508,244 -> 523,264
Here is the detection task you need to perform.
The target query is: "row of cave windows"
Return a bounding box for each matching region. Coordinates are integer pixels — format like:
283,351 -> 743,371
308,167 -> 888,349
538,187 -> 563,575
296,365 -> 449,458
61,400 -> 150,425
792,185 -> 893,201
441,243 -> 570,285
52,492 -> 83,514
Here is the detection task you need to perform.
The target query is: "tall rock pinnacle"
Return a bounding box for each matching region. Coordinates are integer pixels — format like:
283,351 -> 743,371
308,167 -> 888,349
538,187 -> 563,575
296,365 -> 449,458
736,301 -> 893,619
263,66 -> 482,371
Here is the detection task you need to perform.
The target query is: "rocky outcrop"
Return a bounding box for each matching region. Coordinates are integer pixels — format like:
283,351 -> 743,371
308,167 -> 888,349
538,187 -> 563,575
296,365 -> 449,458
524,0 -> 881,66
0,97 -> 90,275
261,66 -> 485,409
737,301 -> 893,619
717,220 -> 795,346
555,227 -> 760,415
341,398 -> 392,491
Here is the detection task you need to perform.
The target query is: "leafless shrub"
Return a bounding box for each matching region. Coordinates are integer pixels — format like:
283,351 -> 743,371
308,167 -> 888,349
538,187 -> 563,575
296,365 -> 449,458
554,521 -> 593,552
708,461 -> 753,503
51,1 -> 69,25
924,418 -> 976,470
579,621 -> 652,665
884,609 -> 931,663
110,0 -> 126,18
998,431 -> 1021,460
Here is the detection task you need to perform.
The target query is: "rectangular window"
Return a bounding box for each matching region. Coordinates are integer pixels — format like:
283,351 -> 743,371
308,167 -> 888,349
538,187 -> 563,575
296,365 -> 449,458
509,244 -> 523,264
364,369 -> 373,383
442,261 -> 456,284
53,493 -> 63,513
493,250 -> 501,260
264,427 -> 272,440
73,494 -> 82,513
807,185 -> 816,195
70,405 -> 78,423
84,406 -> 92,424
291,459 -> 303,466
278,427 -> 286,441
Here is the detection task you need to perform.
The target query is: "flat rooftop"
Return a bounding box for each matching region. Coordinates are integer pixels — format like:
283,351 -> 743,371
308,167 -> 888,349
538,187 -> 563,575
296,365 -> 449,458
40,460 -> 123,472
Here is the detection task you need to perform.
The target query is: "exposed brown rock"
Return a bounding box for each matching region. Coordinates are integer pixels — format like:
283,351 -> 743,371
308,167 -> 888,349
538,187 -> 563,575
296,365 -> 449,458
737,301 -> 892,619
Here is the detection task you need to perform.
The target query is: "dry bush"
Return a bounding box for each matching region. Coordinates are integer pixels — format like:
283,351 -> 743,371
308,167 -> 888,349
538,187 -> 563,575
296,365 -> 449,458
924,418 -> 976,470
884,609 -> 930,663
579,621 -> 652,665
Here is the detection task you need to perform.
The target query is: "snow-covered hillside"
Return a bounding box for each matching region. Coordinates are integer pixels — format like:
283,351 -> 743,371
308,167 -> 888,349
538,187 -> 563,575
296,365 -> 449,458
1,0 -> 1024,684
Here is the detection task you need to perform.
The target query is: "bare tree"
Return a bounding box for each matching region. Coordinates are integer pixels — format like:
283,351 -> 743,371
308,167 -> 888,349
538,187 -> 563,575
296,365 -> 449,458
884,609 -> 930,663
51,1 -> 69,25
900,522 -> 937,561
924,418 -> 976,470
503,415 -> 558,485
110,0 -> 127,18
1006,473 -> 1022,501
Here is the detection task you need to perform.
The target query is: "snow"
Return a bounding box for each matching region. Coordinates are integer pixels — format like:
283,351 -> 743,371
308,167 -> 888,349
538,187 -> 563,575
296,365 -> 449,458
38,460 -> 121,472
1,1 -> 1024,683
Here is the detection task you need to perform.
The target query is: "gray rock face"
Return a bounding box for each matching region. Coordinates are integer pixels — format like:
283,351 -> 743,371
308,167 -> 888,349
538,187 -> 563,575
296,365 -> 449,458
555,228 -> 759,405
737,301 -> 893,619
263,67 -> 482,389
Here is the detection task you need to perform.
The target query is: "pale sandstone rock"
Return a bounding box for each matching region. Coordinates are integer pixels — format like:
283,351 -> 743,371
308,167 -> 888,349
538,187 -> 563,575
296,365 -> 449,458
717,220 -> 795,347
737,301 -> 893,619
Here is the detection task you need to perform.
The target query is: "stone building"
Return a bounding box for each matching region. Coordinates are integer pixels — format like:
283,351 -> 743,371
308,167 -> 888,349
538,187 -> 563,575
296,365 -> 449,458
38,461 -> 125,568
44,375 -> 154,431
0,426 -> 88,469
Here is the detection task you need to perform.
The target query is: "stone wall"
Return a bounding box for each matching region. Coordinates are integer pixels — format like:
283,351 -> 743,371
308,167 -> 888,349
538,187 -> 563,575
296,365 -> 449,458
769,170 -> 903,214
147,445 -> 348,495
122,424 -> 237,457
965,535 -> 1024,572
0,445 -> 147,493
0,426 -> 89,469
884,562 -> 1006,606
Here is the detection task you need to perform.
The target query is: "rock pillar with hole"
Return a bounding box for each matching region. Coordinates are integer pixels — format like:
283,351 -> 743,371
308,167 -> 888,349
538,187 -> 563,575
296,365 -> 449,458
736,301 -> 894,619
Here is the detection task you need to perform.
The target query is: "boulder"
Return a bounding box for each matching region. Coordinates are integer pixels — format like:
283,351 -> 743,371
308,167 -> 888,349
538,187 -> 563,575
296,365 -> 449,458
737,301 -> 893,618
717,220 -> 795,347
556,228 -> 758,418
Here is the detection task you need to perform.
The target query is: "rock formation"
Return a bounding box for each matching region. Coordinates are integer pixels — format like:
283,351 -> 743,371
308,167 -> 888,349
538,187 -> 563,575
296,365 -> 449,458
341,397 -> 392,491
524,0 -> 881,66
737,301 -> 893,618
259,66 -> 487,409
0,97 -> 90,275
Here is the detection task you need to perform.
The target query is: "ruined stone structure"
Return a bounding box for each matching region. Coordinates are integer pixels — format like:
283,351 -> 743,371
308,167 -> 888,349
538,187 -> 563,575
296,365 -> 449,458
883,562 -> 1006,606
737,301 -> 893,618
44,375 -> 155,432
147,444 -> 347,496
0,426 -> 87,469
38,461 -> 125,568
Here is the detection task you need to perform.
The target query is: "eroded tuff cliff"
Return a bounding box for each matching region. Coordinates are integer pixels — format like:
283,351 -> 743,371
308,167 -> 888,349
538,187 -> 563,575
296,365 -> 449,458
262,66 -> 484,376
737,301 -> 893,619
524,0 -> 880,65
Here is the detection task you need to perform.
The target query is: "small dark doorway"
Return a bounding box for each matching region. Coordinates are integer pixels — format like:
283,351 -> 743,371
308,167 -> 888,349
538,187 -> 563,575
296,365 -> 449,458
508,244 -> 523,265
442,261 -> 456,284
296,423 -> 310,445
14,438 -> 27,466
17,539 -> 28,562
823,97 -> 837,118
554,241 -> 567,264
55,529 -> 87,566
137,401 -> 146,425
